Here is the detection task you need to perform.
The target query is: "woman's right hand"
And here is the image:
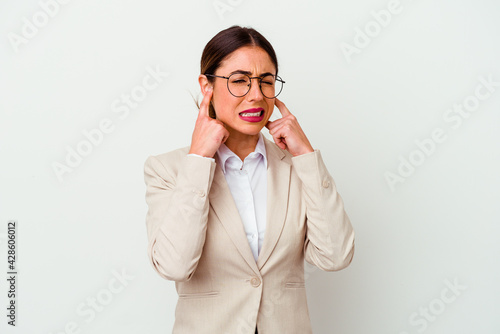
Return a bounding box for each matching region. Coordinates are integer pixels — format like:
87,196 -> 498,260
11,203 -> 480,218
188,87 -> 230,158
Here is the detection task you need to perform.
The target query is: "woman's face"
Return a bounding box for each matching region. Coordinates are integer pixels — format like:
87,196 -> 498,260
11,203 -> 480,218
203,46 -> 277,137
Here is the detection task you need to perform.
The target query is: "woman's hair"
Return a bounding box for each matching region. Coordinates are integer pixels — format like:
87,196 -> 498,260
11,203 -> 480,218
197,25 -> 279,119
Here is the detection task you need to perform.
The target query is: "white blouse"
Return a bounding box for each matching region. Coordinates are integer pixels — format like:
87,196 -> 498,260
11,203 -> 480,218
187,132 -> 267,262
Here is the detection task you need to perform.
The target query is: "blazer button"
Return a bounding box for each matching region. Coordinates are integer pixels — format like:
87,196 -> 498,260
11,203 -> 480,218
322,180 -> 330,188
250,277 -> 261,287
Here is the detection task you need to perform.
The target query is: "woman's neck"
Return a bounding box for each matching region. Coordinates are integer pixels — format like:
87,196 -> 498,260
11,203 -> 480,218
223,131 -> 260,162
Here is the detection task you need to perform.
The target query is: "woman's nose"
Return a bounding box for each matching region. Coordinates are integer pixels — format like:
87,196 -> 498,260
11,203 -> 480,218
246,78 -> 264,101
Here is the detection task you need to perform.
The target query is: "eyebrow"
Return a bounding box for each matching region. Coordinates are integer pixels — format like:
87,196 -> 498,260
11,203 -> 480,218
229,70 -> 276,77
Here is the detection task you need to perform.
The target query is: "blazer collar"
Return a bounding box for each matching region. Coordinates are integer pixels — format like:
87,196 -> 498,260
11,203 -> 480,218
208,134 -> 291,275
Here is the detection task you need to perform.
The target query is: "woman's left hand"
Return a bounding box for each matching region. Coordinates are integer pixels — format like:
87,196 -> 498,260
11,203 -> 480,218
265,98 -> 314,157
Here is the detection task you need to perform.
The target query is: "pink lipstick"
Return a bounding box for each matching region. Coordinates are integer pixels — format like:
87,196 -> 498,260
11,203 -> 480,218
238,108 -> 264,122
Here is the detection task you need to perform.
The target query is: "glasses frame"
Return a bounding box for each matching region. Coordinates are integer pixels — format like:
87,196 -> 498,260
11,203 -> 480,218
204,73 -> 285,99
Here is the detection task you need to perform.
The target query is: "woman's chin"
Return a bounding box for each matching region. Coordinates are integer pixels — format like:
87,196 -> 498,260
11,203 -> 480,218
230,124 -> 265,137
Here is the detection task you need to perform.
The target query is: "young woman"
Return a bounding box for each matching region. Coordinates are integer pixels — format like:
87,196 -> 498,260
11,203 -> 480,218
144,25 -> 355,334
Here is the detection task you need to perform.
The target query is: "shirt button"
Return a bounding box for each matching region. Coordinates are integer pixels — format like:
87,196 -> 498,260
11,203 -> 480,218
322,180 -> 330,188
198,190 -> 206,197
250,277 -> 261,287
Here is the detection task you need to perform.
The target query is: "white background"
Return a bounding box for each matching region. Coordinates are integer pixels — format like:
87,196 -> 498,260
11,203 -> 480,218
1,0 -> 499,333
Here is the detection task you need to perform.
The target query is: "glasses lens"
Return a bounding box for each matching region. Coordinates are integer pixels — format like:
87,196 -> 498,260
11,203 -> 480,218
228,74 -> 251,97
260,74 -> 283,98
227,73 -> 284,98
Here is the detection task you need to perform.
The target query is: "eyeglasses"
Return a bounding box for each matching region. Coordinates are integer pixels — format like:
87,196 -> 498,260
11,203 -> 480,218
204,73 -> 285,99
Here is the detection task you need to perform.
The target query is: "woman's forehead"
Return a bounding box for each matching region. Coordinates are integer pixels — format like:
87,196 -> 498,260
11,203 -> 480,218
218,46 -> 276,74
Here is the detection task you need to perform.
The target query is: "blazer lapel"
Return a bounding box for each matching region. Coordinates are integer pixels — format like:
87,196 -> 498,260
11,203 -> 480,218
257,136 -> 290,270
208,135 -> 291,274
209,161 -> 261,275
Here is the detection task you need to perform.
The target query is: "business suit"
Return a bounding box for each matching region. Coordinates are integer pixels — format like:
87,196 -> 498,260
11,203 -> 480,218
144,134 -> 355,334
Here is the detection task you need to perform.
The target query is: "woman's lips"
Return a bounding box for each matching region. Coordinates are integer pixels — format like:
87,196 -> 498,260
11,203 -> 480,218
239,108 -> 264,115
238,108 -> 264,122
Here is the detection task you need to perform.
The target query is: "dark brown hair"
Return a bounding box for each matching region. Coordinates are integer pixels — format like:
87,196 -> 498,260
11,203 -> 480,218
197,25 -> 279,119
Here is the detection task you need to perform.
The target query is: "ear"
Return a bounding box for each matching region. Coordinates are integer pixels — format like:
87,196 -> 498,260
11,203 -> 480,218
198,74 -> 213,95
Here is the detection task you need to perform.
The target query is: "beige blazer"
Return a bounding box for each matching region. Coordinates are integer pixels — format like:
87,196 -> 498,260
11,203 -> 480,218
144,135 -> 355,334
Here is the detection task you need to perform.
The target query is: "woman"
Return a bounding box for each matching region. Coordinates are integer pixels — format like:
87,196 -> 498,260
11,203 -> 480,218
144,25 -> 355,334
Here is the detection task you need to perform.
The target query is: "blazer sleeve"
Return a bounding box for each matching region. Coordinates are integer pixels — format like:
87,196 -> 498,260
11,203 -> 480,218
291,149 -> 355,271
143,154 -> 216,282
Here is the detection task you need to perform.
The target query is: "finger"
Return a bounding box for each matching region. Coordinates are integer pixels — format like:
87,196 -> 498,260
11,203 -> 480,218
265,117 -> 286,130
271,133 -> 287,150
199,87 -> 213,117
268,122 -> 288,137
221,129 -> 230,144
214,119 -> 226,129
274,98 -> 292,117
